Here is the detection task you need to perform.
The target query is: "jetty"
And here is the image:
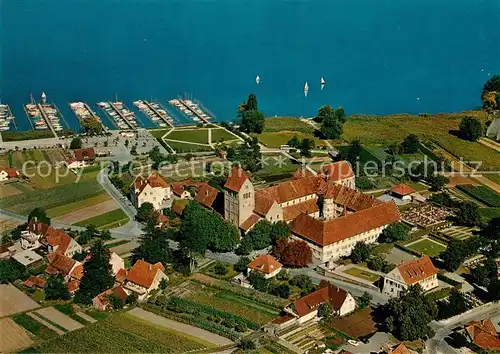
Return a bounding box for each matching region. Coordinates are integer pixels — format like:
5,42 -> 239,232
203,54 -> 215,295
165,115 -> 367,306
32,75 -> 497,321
37,104 -> 58,137
0,104 -> 15,131
170,97 -> 212,124
97,101 -> 138,131
133,100 -> 174,128
70,102 -> 107,131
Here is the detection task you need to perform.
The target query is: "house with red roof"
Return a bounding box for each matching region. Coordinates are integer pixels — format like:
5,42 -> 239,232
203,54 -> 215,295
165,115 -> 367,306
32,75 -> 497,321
65,148 -> 96,169
285,281 -> 355,324
0,167 -> 19,181
124,260 -> 168,300
194,182 -> 222,211
92,286 -> 128,311
464,319 -> 500,350
46,253 -> 81,282
247,255 -> 282,279
24,276 -> 47,290
320,161 -> 355,188
131,172 -> 171,210
382,256 -> 438,297
23,220 -> 82,257
390,184 -> 417,201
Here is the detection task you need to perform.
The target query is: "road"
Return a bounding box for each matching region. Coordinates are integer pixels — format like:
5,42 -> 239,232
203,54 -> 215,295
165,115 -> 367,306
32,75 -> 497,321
426,302 -> 500,354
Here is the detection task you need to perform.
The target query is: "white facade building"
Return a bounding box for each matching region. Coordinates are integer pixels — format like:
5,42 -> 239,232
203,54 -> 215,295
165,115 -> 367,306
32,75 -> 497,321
382,256 -> 438,297
131,172 -> 171,210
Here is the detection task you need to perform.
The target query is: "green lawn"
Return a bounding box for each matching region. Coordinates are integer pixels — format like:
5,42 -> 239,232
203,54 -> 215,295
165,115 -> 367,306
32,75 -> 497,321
343,267 -> 380,282
12,314 -> 58,340
256,131 -> 326,148
201,261 -> 238,280
210,128 -> 239,143
32,312 -> 210,353
263,117 -> 315,134
480,207 -> 500,224
166,129 -> 209,144
46,193 -> 111,217
406,238 -> 447,257
149,128 -> 172,139
74,208 -> 129,228
164,140 -> 213,152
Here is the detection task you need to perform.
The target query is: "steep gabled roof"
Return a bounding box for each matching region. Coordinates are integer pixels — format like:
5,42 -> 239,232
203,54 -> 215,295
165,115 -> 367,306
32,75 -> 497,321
322,184 -> 381,211
133,172 -> 169,195
258,176 -> 322,204
282,199 -> 319,221
465,319 -> 500,349
194,183 -> 219,209
391,343 -> 411,354
248,255 -> 282,274
171,183 -> 186,197
292,282 -> 349,317
396,256 -> 438,285
24,276 -> 47,289
254,192 -> 279,216
240,214 -> 261,232
29,221 -> 77,255
126,260 -> 165,288
391,184 -> 417,196
321,161 -> 354,181
290,201 -> 400,246
46,253 -> 77,276
74,148 -> 96,161
224,167 -> 249,192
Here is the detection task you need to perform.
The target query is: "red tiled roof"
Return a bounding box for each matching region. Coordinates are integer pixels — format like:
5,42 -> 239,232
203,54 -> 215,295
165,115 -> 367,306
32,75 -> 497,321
46,253 -> 77,276
194,183 -> 219,209
224,167 -> 249,192
74,148 -> 95,161
24,276 -> 47,289
465,319 -> 500,349
322,184 -> 382,212
94,286 -> 128,307
69,264 -> 84,280
126,260 -> 165,288
258,176 -> 322,204
134,172 -> 169,195
290,201 -> 400,246
391,184 -> 417,196
272,315 -> 295,324
391,344 -> 411,354
115,268 -> 128,283
292,282 -> 348,317
248,255 -> 282,274
66,280 -> 80,293
397,256 -> 438,285
254,193 -> 278,216
171,199 -> 189,215
171,183 -> 185,197
292,167 -> 315,180
29,221 -> 76,255
321,161 -> 354,181
240,214 -> 261,232
283,199 -> 319,222
0,167 -> 19,178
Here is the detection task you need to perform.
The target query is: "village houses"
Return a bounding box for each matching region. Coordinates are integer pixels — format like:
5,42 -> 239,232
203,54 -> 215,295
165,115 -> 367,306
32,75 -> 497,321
65,147 -> 96,169
122,260 -> 168,300
0,167 -> 19,181
247,254 -> 282,279
131,172 -> 171,210
22,220 -> 82,257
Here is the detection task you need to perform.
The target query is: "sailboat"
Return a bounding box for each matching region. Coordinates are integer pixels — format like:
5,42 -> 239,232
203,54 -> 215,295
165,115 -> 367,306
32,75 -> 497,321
321,77 -> 325,90
304,82 -> 309,97
256,75 -> 260,84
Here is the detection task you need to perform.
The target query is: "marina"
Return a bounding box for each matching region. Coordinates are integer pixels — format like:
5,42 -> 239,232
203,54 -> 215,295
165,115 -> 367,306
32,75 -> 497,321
168,98 -> 213,124
97,101 -> 139,131
133,100 -> 174,128
24,93 -> 67,137
0,104 -> 15,131
69,102 -> 107,132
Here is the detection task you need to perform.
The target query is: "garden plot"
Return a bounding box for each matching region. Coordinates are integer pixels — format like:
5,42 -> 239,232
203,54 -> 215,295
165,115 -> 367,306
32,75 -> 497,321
0,284 -> 40,317
439,226 -> 477,240
343,266 -> 381,283
53,199 -> 120,225
282,323 -> 333,352
0,318 -> 34,353
405,237 -> 447,257
35,307 -> 84,332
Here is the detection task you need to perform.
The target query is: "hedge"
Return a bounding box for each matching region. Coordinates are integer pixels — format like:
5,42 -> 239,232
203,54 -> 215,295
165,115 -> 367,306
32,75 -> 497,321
427,287 -> 452,302
140,303 -> 241,341
437,273 -> 462,290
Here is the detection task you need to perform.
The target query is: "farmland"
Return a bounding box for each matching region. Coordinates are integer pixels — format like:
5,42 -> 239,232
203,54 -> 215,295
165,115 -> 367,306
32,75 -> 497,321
256,131 -> 326,148
12,314 -> 58,340
46,193 -> 111,217
74,208 -> 129,228
33,312 -> 208,353
263,117 -> 315,134
211,128 -> 240,142
0,318 -> 34,353
456,185 -> 500,207
163,140 -> 213,152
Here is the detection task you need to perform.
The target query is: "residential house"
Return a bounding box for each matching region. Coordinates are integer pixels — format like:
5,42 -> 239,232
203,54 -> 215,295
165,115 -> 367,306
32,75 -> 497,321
93,286 -> 128,311
131,172 -> 171,210
194,182 -> 222,212
24,220 -> 82,257
124,260 -> 168,300
12,250 -> 43,268
247,255 -> 282,279
390,184 -> 417,201
0,167 -> 19,181
286,281 -> 355,324
382,256 -> 438,297
109,252 -> 125,276
465,319 -> 500,350
0,242 -> 14,259
383,343 -> 412,354
24,276 -> 47,290
46,253 -> 81,282
289,202 -> 400,262
65,148 -> 96,169
171,183 -> 191,199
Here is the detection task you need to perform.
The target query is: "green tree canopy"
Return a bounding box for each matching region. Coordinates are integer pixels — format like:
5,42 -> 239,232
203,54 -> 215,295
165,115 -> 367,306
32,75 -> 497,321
0,259 -> 26,284
81,117 -> 103,135
45,275 -> 70,300
401,134 -> 420,154
455,202 -> 481,226
287,135 -> 300,148
239,94 -> 264,133
234,256 -> 251,274
246,220 -> 272,250
319,105 -> 345,139
441,239 -> 469,272
351,242 -> 371,264
289,274 -> 313,292
132,225 -> 172,266
300,138 -> 315,157
381,222 -> 411,243
28,208 -> 51,225
357,292 -> 372,309
248,272 -> 268,292
459,117 -> 482,141
136,202 -> 155,223
109,293 -> 125,309
270,221 -> 290,243
70,137 -> 82,149
428,175 -> 449,191
318,303 -> 333,319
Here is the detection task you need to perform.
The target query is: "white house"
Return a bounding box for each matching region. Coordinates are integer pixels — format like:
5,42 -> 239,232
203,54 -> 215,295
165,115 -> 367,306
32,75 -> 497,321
382,255 -> 438,297
286,281 -> 355,324
247,254 -> 282,279
24,221 -> 82,257
109,252 -> 125,276
65,148 -> 96,169
0,167 -> 19,181
131,172 -> 171,210
124,260 -> 168,300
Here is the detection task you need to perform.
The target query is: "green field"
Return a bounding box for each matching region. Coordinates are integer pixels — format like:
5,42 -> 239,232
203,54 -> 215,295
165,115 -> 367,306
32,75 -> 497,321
480,208 -> 500,223
166,129 -> 209,144
457,185 -> 500,207
343,267 -> 380,282
32,312 -> 210,353
406,238 -> 447,257
12,314 -> 58,340
263,117 -> 315,134
201,261 -> 238,280
0,180 -> 106,215
210,128 -> 239,143
149,128 -> 172,139
46,193 -> 111,218
256,131 -> 326,148
164,140 -> 213,152
1,130 -> 54,141
486,174 -> 500,185
75,208 -> 129,228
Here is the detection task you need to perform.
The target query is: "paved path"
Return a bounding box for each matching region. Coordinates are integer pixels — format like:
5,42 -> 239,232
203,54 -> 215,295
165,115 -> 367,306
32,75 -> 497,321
478,137 -> 500,152
36,307 -> 84,332
27,312 -> 65,335
128,307 -> 233,346
76,311 -> 97,324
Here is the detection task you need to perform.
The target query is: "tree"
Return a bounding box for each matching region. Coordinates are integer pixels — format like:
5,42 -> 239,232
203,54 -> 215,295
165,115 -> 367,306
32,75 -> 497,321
133,226 -> 172,266
75,240 -> 115,304
455,202 -> 481,226
318,303 -> 333,319
270,221 -> 290,244
368,254 -> 391,273
213,262 -> 228,276
28,208 -> 51,225
482,75 -> 500,110
45,275 -> 70,300
0,259 -> 25,283
271,283 -> 291,299
234,257 -> 251,274
471,257 -> 498,287
441,239 -> 469,271
357,292 -> 372,309
239,339 -> 256,350
127,292 -> 139,305
78,225 -> 99,245
401,134 -> 420,154
287,135 -> 300,148
248,272 -> 268,292
351,242 -> 371,264
136,202 -> 155,223
320,105 -> 344,139
246,93 -> 258,111
384,285 -> 437,341
381,222 -> 411,243
341,139 -> 362,168
70,137 -> 82,149
459,117 -> 482,141
280,240 -> 312,267
81,117 -> 103,135
109,293 -> 125,309
428,175 -> 449,191
300,138 -> 315,157
239,94 -> 264,134
245,220 -> 272,250
437,288 -> 470,319
289,274 -> 313,293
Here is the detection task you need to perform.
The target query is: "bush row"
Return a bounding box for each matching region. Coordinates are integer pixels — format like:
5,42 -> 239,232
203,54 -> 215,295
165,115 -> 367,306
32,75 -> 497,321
437,273 -> 462,290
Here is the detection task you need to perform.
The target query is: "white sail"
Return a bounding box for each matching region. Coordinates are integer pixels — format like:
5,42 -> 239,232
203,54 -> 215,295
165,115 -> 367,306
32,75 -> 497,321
304,82 -> 309,97
321,77 -> 325,85
256,75 -> 260,84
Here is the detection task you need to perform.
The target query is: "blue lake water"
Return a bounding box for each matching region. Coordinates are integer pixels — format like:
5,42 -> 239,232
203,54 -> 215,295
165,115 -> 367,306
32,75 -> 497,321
2,0 -> 499,131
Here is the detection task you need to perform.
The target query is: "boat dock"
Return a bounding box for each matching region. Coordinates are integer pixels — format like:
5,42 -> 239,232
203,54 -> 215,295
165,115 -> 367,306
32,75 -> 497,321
168,98 -> 213,124
37,104 -> 59,137
0,104 -> 15,131
69,102 -> 107,131
97,101 -> 138,131
133,100 -> 174,128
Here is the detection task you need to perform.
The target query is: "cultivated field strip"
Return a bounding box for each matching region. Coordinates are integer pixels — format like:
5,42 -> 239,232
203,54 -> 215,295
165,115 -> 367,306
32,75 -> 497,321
0,318 -> 34,353
35,307 -> 84,332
